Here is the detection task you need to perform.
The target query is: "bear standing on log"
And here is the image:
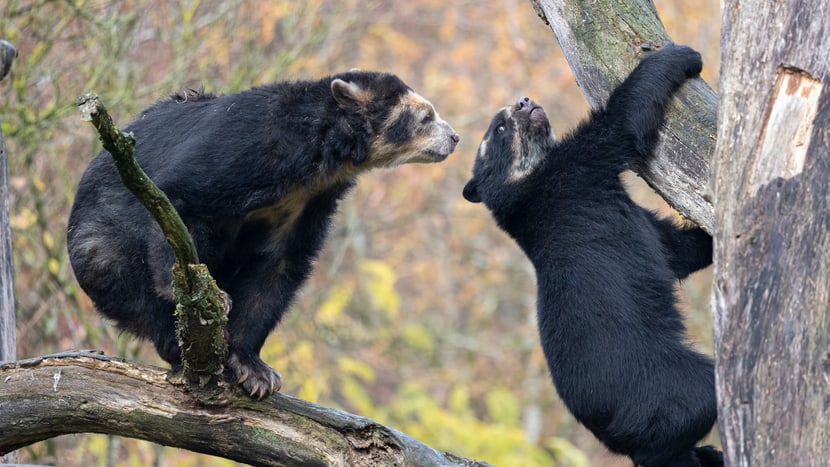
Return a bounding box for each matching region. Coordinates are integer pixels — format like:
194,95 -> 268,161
463,44 -> 721,467
68,71 -> 459,399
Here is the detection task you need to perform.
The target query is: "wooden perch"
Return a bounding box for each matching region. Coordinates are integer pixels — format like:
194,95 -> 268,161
529,0 -> 718,233
0,352 -> 492,466
78,94 -> 228,401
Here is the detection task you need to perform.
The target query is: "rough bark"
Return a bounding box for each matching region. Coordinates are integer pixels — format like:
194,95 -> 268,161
78,94 -> 229,401
0,38 -> 18,466
0,39 -> 17,365
528,0 -> 717,233
0,352 -> 491,467
712,1 -> 830,466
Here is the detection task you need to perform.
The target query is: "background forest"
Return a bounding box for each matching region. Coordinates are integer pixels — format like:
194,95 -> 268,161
1,0 -> 720,465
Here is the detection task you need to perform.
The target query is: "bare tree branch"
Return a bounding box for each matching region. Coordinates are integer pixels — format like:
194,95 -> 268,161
0,352 -> 492,467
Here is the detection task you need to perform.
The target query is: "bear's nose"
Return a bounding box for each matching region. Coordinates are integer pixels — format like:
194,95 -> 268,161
451,133 -> 460,143
516,96 -> 533,110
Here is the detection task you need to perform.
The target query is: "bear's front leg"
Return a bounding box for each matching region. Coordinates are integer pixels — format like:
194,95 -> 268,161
221,261 -> 302,399
226,347 -> 283,400
604,43 -> 703,163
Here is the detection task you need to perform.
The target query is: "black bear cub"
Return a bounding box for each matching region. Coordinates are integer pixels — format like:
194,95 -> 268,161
463,44 -> 721,467
68,71 -> 459,399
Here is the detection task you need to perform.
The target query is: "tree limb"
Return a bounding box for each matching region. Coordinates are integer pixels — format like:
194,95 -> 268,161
1,39 -> 17,366
0,38 -> 19,466
77,93 -> 200,268
0,352 -> 492,466
528,0 -> 717,233
78,94 -> 229,401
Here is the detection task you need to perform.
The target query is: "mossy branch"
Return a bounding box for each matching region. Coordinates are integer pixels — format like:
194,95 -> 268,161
78,93 -> 200,268
78,93 -> 228,401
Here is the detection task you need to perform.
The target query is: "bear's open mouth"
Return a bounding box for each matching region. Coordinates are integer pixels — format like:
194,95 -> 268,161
513,97 -> 549,129
529,105 -> 546,122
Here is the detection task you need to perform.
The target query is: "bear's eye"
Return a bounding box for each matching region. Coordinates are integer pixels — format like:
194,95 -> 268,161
421,110 -> 435,124
496,125 -> 505,134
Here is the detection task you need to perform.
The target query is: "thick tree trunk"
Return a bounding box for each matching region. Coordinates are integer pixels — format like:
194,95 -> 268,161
712,2 -> 830,466
528,0 -> 718,233
0,352 -> 492,467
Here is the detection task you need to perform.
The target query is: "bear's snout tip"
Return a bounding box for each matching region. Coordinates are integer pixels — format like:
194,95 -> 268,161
516,96 -> 535,110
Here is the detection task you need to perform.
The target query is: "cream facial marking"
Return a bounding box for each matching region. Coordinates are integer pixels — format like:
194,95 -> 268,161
368,90 -> 458,167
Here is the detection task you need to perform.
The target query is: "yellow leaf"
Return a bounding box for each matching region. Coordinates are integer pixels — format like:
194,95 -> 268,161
32,176 -> 46,192
10,207 -> 36,230
292,341 -> 314,367
448,384 -> 470,415
485,386 -> 520,426
48,258 -> 60,275
547,437 -> 591,467
42,231 -> 55,250
360,259 -> 400,317
316,283 -> 352,325
402,324 -> 434,352
298,377 -> 319,402
337,356 -> 375,382
341,375 -> 374,415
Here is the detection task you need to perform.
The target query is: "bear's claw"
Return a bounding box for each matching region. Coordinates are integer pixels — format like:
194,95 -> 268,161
227,352 -> 283,399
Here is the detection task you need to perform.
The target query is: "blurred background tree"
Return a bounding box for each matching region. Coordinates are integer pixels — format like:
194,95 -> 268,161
0,0 -> 719,465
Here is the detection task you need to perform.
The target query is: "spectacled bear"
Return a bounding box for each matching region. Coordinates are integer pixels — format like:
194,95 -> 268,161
462,44 -> 721,467
68,71 -> 459,399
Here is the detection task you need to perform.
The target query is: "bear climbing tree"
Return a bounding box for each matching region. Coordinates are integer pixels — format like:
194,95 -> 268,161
531,0 -> 830,465
462,43 -> 721,467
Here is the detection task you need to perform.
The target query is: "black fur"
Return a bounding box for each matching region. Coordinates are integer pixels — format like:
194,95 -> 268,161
463,44 -> 721,467
68,71 -> 458,399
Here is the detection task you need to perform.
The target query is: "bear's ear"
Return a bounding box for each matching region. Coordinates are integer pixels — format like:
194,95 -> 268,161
462,179 -> 482,203
331,79 -> 370,108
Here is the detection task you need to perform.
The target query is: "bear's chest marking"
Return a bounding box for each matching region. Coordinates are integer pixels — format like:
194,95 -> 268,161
242,188 -> 311,254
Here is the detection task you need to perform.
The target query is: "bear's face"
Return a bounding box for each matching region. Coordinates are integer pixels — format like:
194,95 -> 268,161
330,72 -> 459,168
463,97 -> 555,206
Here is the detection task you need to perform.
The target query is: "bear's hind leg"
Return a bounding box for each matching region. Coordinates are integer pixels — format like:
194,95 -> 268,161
694,445 -> 724,467
633,448 -> 699,467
